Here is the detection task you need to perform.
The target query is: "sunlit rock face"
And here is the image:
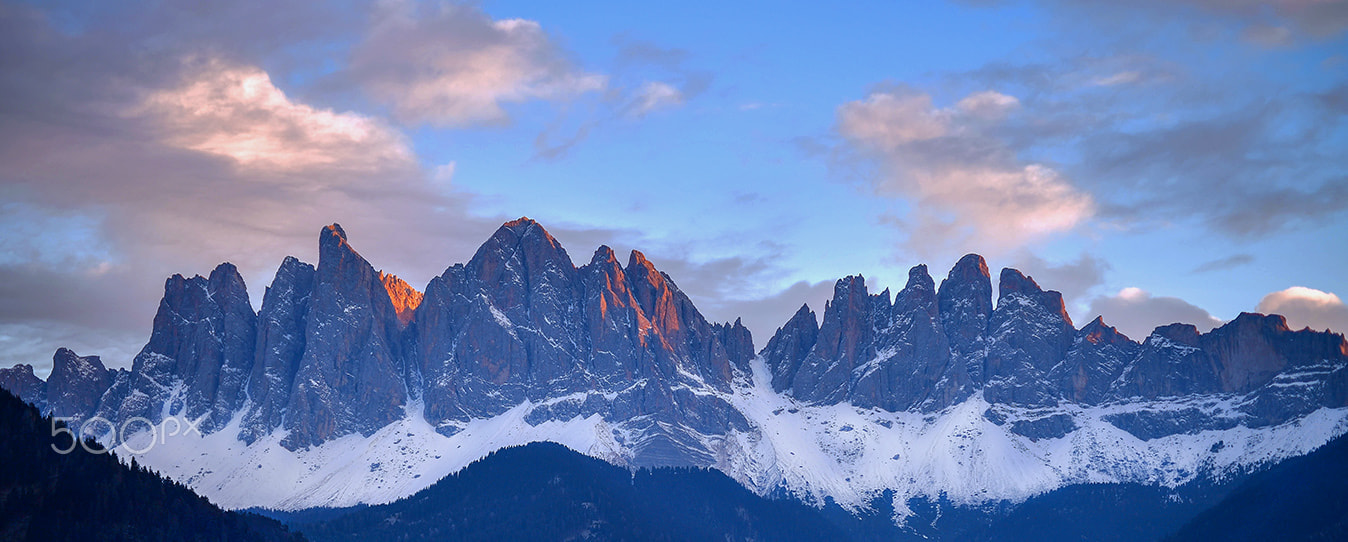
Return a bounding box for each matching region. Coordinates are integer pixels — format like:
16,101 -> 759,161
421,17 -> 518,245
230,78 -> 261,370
379,272 -> 423,327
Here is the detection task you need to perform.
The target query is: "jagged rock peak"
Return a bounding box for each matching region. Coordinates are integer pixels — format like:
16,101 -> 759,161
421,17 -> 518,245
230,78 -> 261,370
760,303 -> 820,393
470,217 -> 576,280
319,223 -> 364,261
379,271 -> 423,326
713,318 -> 755,370
1081,316 -> 1131,344
627,249 -> 657,273
47,348 -> 112,419
997,267 -> 1043,300
51,347 -> 110,382
904,264 -> 934,291
997,268 -> 1073,328
937,254 -> 993,385
502,216 -> 540,229
493,217 -> 566,252
949,254 -> 990,282
1149,323 -> 1202,346
590,245 -> 619,266
0,363 -> 45,408
323,223 -> 347,244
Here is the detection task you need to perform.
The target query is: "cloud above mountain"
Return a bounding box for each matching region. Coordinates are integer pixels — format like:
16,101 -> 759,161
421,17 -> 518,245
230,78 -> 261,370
836,87 -> 1094,258
1257,287 -> 1348,333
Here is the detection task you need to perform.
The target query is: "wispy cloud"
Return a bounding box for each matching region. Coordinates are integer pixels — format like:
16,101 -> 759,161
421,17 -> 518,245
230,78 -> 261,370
349,2 -> 605,127
836,86 -> 1093,257
1191,254 -> 1255,273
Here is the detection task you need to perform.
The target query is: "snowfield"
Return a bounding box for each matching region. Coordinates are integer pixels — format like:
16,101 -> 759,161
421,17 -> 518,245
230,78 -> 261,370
116,357 -> 1348,520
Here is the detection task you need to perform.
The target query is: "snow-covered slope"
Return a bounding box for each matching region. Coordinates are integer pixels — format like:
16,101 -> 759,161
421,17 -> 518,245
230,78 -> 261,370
115,356 -> 1348,518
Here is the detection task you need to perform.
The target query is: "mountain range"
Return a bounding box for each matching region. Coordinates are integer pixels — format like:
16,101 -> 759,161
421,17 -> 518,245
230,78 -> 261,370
2,218 -> 1345,522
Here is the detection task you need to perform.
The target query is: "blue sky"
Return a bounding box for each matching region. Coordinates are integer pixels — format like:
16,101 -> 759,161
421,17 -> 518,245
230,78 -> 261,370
1,0 -> 1346,374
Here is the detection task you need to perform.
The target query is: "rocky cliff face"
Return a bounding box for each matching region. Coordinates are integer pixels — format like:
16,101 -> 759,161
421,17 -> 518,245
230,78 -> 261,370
240,256 -> 315,444
46,348 -> 113,420
282,224 -> 409,449
759,256 -> 1348,422
712,318 -> 754,372
0,364 -> 45,409
854,264 -> 960,411
760,304 -> 818,393
91,264 -> 256,433
1048,316 -> 1137,405
982,268 -> 1077,406
416,220 -> 747,464
379,272 -> 423,327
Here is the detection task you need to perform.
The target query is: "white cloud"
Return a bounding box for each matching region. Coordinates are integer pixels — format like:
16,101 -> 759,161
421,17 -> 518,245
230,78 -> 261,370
628,81 -> 684,117
142,60 -> 413,173
1256,286 -> 1348,332
1087,287 -> 1225,340
350,2 -> 605,127
956,90 -> 1021,118
837,91 -> 949,147
837,88 -> 1093,256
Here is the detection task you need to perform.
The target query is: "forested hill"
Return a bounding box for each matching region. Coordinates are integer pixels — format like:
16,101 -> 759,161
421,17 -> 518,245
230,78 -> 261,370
296,441 -> 849,542
0,388 -> 304,542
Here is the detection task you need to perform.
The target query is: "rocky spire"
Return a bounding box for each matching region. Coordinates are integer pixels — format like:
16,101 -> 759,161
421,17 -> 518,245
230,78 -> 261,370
789,275 -> 874,404
98,263 -> 257,432
46,348 -> 111,419
982,268 -> 1076,406
937,254 -> 993,386
712,318 -> 755,372
760,304 -> 819,393
1048,316 -> 1138,404
854,264 -> 962,411
283,224 -> 408,449
0,363 -> 46,409
240,256 -> 315,443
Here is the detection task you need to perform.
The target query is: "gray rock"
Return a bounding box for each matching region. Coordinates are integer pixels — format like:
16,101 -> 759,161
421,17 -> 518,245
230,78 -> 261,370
47,348 -> 113,420
240,256 -> 315,443
790,275 -> 875,405
1009,413 -> 1077,441
1048,316 -> 1138,405
283,224 -> 408,450
713,318 -> 755,372
853,265 -> 961,411
760,304 -> 818,393
97,264 -> 256,433
983,268 -> 1075,407
937,254 -> 993,387
0,363 -> 46,410
1103,409 -> 1243,441
1111,324 -> 1220,400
